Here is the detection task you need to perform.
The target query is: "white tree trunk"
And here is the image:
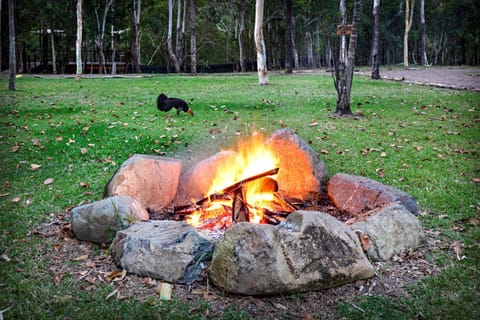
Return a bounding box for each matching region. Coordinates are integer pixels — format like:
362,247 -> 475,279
190,0 -> 197,75
403,0 -> 415,68
167,0 -> 180,72
371,0 -> 380,79
75,0 -> 83,81
254,0 -> 269,85
49,29 -> 57,74
420,0 -> 428,66
8,0 -> 15,90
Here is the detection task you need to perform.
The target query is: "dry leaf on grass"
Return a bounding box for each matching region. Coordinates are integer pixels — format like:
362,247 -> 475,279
43,178 -> 54,185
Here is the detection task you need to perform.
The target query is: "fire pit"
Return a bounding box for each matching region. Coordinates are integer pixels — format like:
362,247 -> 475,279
71,128 -> 424,295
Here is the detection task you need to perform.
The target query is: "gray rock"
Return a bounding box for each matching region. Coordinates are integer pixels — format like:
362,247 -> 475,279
351,203 -> 425,261
209,211 -> 374,295
266,128 -> 328,201
111,221 -> 215,284
327,173 -> 419,215
104,154 -> 182,212
71,196 -> 149,243
173,150 -> 238,206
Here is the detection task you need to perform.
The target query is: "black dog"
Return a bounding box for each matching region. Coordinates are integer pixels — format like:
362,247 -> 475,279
157,93 -> 194,116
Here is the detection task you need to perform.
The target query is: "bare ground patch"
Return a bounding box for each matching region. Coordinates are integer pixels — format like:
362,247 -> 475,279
29,212 -> 442,319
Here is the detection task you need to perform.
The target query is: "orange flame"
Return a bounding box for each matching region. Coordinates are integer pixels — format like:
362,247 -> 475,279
186,134 -> 279,227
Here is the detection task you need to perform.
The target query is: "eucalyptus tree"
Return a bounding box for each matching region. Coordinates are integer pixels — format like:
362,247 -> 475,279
8,0 -> 15,90
94,0 -> 113,74
403,0 -> 415,68
371,0 -> 380,79
75,0 -> 82,81
332,0 -> 362,116
255,0 -> 269,85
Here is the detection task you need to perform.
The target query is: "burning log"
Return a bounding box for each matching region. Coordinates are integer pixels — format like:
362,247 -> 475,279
232,187 -> 249,223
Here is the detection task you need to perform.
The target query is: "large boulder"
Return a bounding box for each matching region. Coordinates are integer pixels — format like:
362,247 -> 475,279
71,195 -> 149,243
111,221 -> 215,284
209,211 -> 374,295
173,150 -> 238,206
327,173 -> 419,215
104,154 -> 182,212
351,203 -> 425,261
266,128 -> 328,201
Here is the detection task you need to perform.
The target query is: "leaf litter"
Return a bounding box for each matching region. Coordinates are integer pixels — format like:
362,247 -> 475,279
24,212 -> 445,319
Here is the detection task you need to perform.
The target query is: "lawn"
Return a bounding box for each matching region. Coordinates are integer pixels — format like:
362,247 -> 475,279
0,72 -> 479,319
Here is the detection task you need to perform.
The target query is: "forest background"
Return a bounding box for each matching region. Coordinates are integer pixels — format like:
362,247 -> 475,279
1,0 -> 479,75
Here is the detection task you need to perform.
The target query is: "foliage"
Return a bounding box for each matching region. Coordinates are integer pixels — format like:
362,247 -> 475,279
2,0 -> 479,73
0,73 -> 479,319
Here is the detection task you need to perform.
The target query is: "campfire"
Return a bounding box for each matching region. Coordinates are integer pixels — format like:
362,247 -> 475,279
173,135 -> 297,229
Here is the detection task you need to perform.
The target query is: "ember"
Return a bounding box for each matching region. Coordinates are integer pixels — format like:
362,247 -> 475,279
175,135 -> 296,229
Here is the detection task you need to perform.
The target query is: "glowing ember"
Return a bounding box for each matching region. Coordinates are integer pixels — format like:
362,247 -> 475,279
186,134 -> 289,228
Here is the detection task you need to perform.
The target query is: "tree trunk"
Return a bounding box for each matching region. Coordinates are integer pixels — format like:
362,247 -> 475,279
75,0 -> 83,81
167,0 -> 180,73
238,2 -> 247,72
420,0 -> 428,66
130,0 -> 141,73
0,0 -> 3,72
49,29 -> 57,74
284,0 -> 292,74
95,0 -> 113,74
306,32 -> 314,68
190,0 -> 196,75
8,0 -> 15,90
371,0 -> 380,79
254,0 -> 269,85
334,0 -> 362,116
403,0 -> 415,69
292,18 -> 299,69
175,0 -> 183,68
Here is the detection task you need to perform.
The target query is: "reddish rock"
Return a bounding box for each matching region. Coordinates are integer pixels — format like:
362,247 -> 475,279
266,128 -> 328,201
327,173 -> 419,215
104,154 -> 182,212
173,150 -> 238,206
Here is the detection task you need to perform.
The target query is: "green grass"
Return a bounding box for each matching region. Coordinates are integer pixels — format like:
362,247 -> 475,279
1,72 -> 479,319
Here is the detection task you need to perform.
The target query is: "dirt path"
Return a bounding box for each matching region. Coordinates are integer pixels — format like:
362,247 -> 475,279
358,66 -> 480,91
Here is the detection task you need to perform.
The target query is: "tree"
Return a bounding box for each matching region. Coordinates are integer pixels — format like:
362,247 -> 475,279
332,0 -> 362,116
130,0 -> 141,73
1,0 -> 3,72
284,0 -> 292,74
167,0 -> 180,73
254,0 -> 269,85
95,0 -> 113,74
420,0 -> 428,66
190,0 -> 197,75
403,0 -> 415,68
371,0 -> 380,79
238,1 -> 247,72
75,0 -> 83,81
8,0 -> 15,90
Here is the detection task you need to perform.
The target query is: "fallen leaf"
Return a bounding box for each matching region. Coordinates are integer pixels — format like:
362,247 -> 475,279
72,254 -> 88,261
359,233 -> 370,251
30,164 -> 42,171
380,152 -> 387,157
43,178 -> 54,185
105,289 -> 119,300
472,178 -> 480,184
32,139 -> 40,146
53,272 -> 64,286
272,302 -> 288,310
1,253 -> 11,262
309,121 -> 318,127
320,149 -> 329,154
376,168 -> 385,178
55,136 -> 63,141
469,217 -> 479,226
452,241 -> 466,261
80,148 -> 88,155
106,269 -> 127,282
11,145 -> 20,153
85,276 -> 97,284
11,197 -> 20,203
79,182 -> 90,188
